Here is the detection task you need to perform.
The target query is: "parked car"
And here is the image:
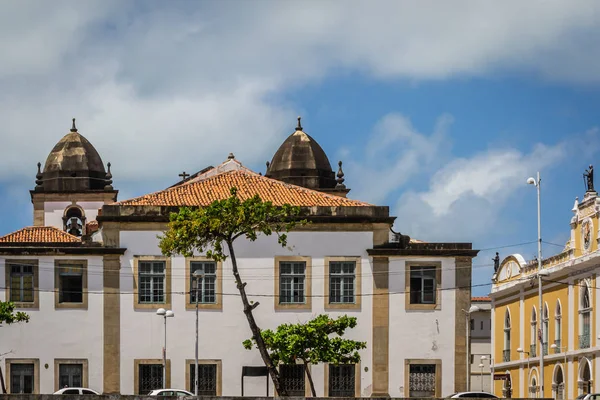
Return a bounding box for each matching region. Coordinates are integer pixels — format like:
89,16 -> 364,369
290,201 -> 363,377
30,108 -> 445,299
447,392 -> 499,398
576,394 -> 600,400
54,387 -> 100,395
147,389 -> 194,396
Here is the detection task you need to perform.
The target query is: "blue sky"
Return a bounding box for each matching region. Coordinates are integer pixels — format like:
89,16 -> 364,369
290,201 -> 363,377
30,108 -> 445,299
1,1 -> 600,296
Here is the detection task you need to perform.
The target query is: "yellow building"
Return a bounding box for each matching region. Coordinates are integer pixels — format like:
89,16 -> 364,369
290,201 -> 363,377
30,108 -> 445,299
491,181 -> 600,400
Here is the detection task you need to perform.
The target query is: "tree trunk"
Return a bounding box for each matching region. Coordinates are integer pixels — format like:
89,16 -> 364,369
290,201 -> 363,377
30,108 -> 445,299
226,240 -> 288,396
303,359 -> 316,397
0,365 -> 6,394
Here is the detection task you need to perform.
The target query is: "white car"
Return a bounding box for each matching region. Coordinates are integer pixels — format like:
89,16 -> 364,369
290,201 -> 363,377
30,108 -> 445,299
53,387 -> 100,395
447,391 -> 499,398
147,389 -> 194,396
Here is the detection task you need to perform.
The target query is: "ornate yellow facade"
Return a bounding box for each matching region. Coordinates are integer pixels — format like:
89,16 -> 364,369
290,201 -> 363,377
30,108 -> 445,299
491,186 -> 600,399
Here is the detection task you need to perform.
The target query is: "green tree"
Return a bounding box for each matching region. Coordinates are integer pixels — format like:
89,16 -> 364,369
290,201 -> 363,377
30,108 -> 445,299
159,187 -> 305,397
243,314 -> 367,397
0,301 -> 29,325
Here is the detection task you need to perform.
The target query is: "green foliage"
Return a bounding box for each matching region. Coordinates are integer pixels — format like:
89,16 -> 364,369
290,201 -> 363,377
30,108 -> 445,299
0,301 -> 29,325
159,187 -> 305,260
243,314 -> 366,365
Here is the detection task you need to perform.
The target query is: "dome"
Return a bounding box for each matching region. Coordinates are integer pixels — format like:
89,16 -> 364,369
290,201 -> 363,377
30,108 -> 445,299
265,117 -> 336,190
38,119 -> 109,192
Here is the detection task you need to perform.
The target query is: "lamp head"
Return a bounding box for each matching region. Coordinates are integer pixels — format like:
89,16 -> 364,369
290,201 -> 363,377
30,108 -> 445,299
550,343 -> 557,349
478,363 -> 485,368
516,347 -> 523,353
527,177 -> 536,186
538,269 -> 549,277
481,355 -> 487,360
165,310 -> 174,318
469,305 -> 480,313
193,270 -> 205,278
156,308 -> 166,316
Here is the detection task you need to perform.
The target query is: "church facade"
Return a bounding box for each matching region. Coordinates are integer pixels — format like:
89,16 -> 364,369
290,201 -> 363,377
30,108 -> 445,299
0,118 -> 478,397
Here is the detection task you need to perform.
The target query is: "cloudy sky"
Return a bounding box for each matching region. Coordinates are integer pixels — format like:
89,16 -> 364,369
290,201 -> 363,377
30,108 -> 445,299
2,0 -> 600,295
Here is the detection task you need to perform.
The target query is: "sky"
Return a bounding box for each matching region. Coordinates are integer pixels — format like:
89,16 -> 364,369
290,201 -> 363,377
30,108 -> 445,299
1,0 -> 600,296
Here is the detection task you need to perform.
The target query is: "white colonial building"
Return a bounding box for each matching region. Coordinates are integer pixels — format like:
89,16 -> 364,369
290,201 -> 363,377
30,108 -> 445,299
0,118 -> 478,397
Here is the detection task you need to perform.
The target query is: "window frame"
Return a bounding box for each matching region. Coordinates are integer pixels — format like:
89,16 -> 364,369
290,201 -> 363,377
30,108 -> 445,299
185,258 -> 222,311
5,358 -> 40,394
184,359 -> 222,395
133,256 -> 172,310
134,359 -> 171,395
325,256 -> 361,310
277,362 -> 311,397
54,259 -> 88,309
403,358 -> 442,398
54,359 -> 88,392
5,260 -> 39,309
274,256 -> 311,310
324,362 -> 361,397
405,262 -> 442,311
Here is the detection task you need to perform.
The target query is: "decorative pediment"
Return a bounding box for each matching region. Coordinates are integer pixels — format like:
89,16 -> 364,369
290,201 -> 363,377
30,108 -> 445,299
496,254 -> 526,283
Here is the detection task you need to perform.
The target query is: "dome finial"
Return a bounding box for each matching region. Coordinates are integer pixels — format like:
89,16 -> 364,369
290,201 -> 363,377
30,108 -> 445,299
296,116 -> 302,131
104,162 -> 114,191
71,118 -> 77,132
35,162 -> 43,188
335,160 -> 346,189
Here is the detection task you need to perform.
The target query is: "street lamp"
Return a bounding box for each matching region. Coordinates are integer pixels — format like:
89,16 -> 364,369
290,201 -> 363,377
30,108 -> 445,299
462,305 -> 480,391
156,308 -> 174,389
479,363 -> 485,391
527,172 -> 545,397
192,270 -> 205,396
550,343 -> 567,396
517,347 -> 531,375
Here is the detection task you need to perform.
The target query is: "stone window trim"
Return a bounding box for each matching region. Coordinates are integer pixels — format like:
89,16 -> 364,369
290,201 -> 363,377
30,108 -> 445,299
324,256 -> 362,310
405,261 -> 442,311
276,361 -> 312,397
184,257 -> 223,311
323,362 -> 361,397
274,256 -> 312,311
54,259 -> 88,309
5,358 -> 40,394
4,259 -> 39,309
184,359 -> 222,395
404,358 -> 442,398
133,256 -> 172,310
54,359 -> 89,392
133,359 -> 171,395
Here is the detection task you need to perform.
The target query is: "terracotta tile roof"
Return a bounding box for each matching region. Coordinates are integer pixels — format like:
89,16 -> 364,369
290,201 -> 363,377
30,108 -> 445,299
86,220 -> 99,234
472,296 -> 491,302
0,226 -> 81,244
116,169 -> 372,207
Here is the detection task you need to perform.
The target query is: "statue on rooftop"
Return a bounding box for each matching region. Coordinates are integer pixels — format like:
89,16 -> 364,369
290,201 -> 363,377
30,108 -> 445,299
584,164 -> 594,192
493,252 -> 500,273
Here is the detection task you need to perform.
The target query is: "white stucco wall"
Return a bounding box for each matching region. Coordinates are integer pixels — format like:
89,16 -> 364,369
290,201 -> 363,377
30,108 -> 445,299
119,230 -> 374,396
43,201 -> 104,229
0,255 -> 104,393
388,257 -> 457,397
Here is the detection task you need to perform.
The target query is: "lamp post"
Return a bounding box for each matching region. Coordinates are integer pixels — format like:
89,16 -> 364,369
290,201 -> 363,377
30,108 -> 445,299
527,172 -> 545,397
192,270 -> 205,397
480,356 -> 489,392
517,347 -> 531,396
462,305 -> 480,391
156,308 -> 174,389
479,363 -> 485,391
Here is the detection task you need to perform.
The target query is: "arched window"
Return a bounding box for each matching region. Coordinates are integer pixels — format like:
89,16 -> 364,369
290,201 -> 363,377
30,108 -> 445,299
553,365 -> 564,400
554,300 -> 562,353
503,371 -> 513,399
579,283 -> 592,349
63,206 -> 86,237
530,375 -> 539,398
579,358 -> 592,395
504,309 -> 511,362
543,304 -> 549,356
531,307 -> 538,357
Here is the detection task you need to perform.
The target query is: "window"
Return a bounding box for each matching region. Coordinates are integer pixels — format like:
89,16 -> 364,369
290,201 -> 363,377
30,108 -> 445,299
328,364 -> 355,397
139,261 -> 166,303
408,364 -> 436,397
280,364 -> 305,396
189,363 -> 217,395
139,364 -> 163,395
409,266 -> 436,304
9,264 -> 34,303
542,304 -> 549,355
470,319 -> 474,331
329,261 -> 356,304
5,260 -> 39,308
58,264 -> 83,303
579,283 -> 592,349
531,307 -> 537,357
555,301 -> 562,352
59,364 -> 82,388
503,309 -> 511,362
481,320 -> 484,330
10,364 -> 34,394
190,261 -> 216,304
279,262 -> 306,304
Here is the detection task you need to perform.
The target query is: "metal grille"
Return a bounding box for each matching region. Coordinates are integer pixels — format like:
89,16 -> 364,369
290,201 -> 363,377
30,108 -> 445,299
139,261 -> 165,303
190,262 -> 217,304
139,364 -> 163,395
409,364 -> 436,397
503,349 -> 510,362
579,333 -> 590,349
59,364 -> 82,388
280,364 -> 304,396
329,262 -> 355,304
329,364 -> 355,397
554,339 -> 561,353
530,344 -> 537,357
189,364 -> 217,395
409,266 -> 436,304
279,262 -> 305,304
9,264 -> 34,303
10,364 -> 34,394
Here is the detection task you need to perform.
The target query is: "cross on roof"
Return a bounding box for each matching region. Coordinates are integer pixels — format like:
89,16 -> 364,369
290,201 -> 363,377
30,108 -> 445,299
178,171 -> 190,180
